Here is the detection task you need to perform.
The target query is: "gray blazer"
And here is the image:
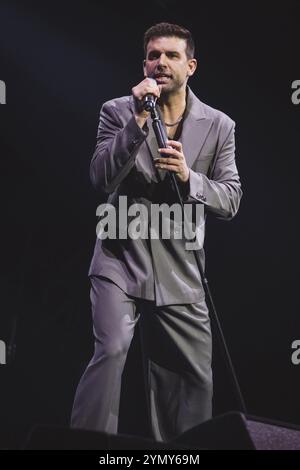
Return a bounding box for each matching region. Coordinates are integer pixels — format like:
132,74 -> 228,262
88,86 -> 242,305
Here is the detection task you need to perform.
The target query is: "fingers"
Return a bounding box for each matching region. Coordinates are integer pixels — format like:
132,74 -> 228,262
145,78 -> 162,97
142,77 -> 161,98
155,141 -> 188,182
158,147 -> 182,159
165,139 -> 182,150
154,157 -> 180,169
156,164 -> 179,172
144,78 -> 160,96
155,157 -> 181,165
132,77 -> 161,101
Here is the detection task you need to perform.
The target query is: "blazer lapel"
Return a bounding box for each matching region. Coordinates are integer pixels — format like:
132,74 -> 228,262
180,87 -> 213,168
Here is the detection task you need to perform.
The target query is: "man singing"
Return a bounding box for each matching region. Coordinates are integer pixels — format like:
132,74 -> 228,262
71,22 -> 242,442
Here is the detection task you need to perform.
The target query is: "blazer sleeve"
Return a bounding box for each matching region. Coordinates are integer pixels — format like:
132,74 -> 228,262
90,101 -> 149,194
184,119 -> 242,220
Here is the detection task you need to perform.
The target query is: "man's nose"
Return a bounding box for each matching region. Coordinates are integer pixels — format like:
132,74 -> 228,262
157,53 -> 167,67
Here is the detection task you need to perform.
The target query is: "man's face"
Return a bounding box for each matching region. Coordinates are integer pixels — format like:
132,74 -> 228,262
143,36 -> 197,95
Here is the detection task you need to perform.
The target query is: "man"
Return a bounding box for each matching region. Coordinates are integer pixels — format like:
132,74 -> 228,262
71,22 -> 242,442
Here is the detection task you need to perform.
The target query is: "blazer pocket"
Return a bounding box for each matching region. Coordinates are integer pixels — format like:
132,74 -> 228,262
193,154 -> 214,175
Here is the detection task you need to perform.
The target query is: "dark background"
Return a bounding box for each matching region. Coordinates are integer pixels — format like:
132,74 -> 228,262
0,0 -> 299,448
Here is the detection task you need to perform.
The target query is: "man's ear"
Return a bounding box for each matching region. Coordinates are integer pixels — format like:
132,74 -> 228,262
143,59 -> 147,77
187,58 -> 197,77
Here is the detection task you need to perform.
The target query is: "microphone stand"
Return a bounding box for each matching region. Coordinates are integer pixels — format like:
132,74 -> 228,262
146,100 -> 247,414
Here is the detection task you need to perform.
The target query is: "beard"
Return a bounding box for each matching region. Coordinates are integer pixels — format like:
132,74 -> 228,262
159,75 -> 186,97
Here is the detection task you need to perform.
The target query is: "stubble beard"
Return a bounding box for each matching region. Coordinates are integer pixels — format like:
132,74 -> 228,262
158,77 -> 187,102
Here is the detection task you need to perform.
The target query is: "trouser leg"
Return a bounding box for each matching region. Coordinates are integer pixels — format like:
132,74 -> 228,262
139,298 -> 213,442
70,275 -> 140,433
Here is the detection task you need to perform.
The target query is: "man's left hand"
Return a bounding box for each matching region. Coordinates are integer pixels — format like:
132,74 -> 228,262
155,140 -> 190,183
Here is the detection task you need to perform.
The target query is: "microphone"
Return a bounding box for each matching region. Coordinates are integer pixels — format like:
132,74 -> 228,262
142,78 -> 157,112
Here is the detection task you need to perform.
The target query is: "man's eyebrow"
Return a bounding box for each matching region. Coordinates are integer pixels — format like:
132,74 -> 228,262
148,49 -> 180,56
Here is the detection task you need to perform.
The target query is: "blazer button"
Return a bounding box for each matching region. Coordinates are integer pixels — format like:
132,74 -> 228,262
196,192 -> 206,202
132,138 -> 139,145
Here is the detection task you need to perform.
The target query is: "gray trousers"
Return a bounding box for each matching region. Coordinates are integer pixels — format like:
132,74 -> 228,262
70,275 -> 213,442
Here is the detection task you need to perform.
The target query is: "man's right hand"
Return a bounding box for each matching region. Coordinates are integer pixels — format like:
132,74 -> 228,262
132,78 -> 161,128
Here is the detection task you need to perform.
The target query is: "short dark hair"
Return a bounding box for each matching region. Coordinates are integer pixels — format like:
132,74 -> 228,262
144,22 -> 195,59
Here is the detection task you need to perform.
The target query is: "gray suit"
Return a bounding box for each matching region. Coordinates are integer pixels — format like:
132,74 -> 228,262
71,86 -> 242,441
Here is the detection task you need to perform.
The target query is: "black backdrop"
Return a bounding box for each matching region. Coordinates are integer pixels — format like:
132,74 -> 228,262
0,0 -> 299,448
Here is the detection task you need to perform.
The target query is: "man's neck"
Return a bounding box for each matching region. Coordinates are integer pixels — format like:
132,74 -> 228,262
158,86 -> 187,123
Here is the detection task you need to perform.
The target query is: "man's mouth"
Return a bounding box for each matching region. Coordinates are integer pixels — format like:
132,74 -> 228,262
155,73 -> 172,83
